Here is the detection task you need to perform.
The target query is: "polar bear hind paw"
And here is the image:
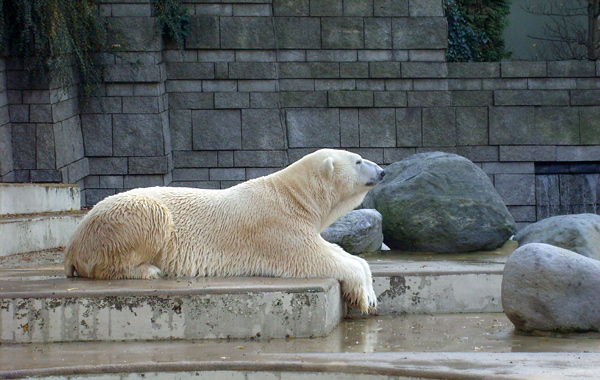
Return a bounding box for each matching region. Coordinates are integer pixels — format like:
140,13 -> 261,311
132,264 -> 163,279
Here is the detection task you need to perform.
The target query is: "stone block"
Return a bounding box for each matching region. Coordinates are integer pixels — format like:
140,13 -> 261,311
576,78 -> 600,89
235,50 -> 276,62
9,105 -> 29,123
482,162 -> 534,175
410,0 -> 443,16
108,17 -> 160,52
238,80 -> 278,92
192,110 -> 241,150
456,146 -> 498,162
392,17 -> 447,49
274,17 -> 321,49
482,79 -> 528,90
221,17 -> 275,49
534,107 -> 579,145
169,93 -> 214,109
494,174 -> 535,206
322,17 -> 364,49
396,108 -> 421,147
402,62 -> 448,78
489,107 -> 536,145
369,62 -> 401,78
507,206 -> 537,222
328,91 -> 373,107
310,0 -> 343,15
234,150 -> 286,167
166,80 -> 203,93
172,168 -> 210,182
233,4 -> 272,16
81,114 -> 112,156
499,146 -> 557,162
218,151 -> 234,167
344,0 -> 373,15
556,146 -> 600,161
128,156 -> 169,175
448,79 -> 482,90
408,50 -> 446,62
357,79 -> 384,90
197,51 -> 235,62
340,109 -> 359,146
571,90 -> 600,106
202,80 -> 237,92
124,175 -> 165,189
500,62 -> 547,78
527,78 -> 576,90
494,90 -> 570,106
34,124 -> 55,170
166,63 -> 214,80
85,189 -> 116,206
82,97 -> 122,114
52,98 -> 79,122
172,151 -> 218,168
30,105 -> 52,123
22,90 -> 50,104
340,62 -> 369,78
359,50 -> 393,61
107,84 -> 134,97
286,109 -> 340,147
306,50 -> 357,62
122,97 -> 159,114
422,107 -> 456,147
209,168 -> 246,181
84,175 -> 99,188
104,64 -> 161,83
274,0 -> 309,15
448,62 -> 499,78
281,91 -> 328,107
215,92 -> 250,109
241,109 -> 285,149
413,79 -> 448,91
315,79 -> 356,91
229,63 -> 277,79
548,60 -> 596,77
29,169 -> 62,183
250,92 -> 280,108
385,79 -> 413,90
407,91 -> 451,107
365,18 -> 392,49
277,50 -> 306,62
186,16 -> 220,49
580,107 -> 600,144
89,157 -> 128,175
452,91 -> 493,106
358,108 -> 395,147
97,175 -> 123,189
0,125 -> 13,176
53,117 -> 85,169
113,114 -> 165,156
374,91 -> 407,107
279,62 -> 339,78
13,170 -> 29,182
456,107 -> 488,146
374,0 -> 408,16
383,147 -> 416,163
247,167 -> 281,179
111,4 -> 151,17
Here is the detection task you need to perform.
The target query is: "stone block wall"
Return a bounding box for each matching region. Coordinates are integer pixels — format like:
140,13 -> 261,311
1,0 -> 599,227
0,58 -> 12,181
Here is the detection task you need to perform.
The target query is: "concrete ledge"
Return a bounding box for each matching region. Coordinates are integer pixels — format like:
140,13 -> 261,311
0,211 -> 86,257
0,184 -> 80,215
0,276 -> 344,343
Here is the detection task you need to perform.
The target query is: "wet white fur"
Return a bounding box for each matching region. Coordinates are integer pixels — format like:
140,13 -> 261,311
64,149 -> 383,313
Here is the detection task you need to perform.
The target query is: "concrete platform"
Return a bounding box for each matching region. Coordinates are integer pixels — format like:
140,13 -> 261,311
0,183 -> 80,215
1,313 -> 599,379
0,276 -> 344,343
0,211 -> 86,257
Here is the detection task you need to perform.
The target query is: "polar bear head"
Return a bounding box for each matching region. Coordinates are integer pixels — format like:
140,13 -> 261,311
300,149 -> 385,230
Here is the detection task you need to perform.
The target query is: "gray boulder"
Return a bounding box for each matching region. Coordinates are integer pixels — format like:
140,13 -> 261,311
321,209 -> 383,255
502,243 -> 600,333
364,152 -> 516,253
514,213 -> 600,260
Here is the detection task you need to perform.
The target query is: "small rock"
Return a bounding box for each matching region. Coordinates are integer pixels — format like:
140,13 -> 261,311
321,209 -> 383,255
514,213 -> 600,260
502,243 -> 600,333
364,152 -> 516,252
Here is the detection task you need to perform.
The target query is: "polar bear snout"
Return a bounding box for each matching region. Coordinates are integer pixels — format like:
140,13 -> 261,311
362,160 -> 385,187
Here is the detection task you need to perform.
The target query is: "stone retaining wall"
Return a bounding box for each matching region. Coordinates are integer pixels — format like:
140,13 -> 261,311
1,0 -> 599,227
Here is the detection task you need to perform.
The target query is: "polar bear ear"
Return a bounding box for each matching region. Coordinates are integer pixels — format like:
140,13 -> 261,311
321,157 -> 335,179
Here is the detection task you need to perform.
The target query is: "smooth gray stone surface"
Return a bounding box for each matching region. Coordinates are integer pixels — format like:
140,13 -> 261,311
321,209 -> 383,255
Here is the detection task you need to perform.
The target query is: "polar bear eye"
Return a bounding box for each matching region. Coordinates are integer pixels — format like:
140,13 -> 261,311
356,159 -> 363,165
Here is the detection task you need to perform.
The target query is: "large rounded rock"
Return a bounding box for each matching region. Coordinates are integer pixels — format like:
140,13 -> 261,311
502,243 -> 600,333
321,209 -> 383,255
365,152 -> 516,252
514,214 -> 600,260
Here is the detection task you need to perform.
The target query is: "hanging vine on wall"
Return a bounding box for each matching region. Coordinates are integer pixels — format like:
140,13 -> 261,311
154,0 -> 190,50
0,0 -> 108,100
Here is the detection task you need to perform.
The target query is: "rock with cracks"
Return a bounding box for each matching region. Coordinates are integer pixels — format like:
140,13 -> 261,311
502,243 -> 600,333
321,209 -> 383,255
363,152 -> 515,253
514,213 -> 600,261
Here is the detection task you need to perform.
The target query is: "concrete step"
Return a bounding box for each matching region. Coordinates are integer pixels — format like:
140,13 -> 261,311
1,313 -> 598,380
0,275 -> 344,344
0,184 -> 80,216
0,211 -> 86,257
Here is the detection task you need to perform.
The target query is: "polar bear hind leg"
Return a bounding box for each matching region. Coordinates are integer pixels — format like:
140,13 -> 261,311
64,194 -> 175,280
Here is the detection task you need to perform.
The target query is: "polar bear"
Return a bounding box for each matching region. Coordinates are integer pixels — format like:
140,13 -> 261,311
64,149 -> 385,313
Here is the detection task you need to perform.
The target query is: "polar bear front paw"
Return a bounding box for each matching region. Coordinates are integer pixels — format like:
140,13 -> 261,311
135,264 -> 163,279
